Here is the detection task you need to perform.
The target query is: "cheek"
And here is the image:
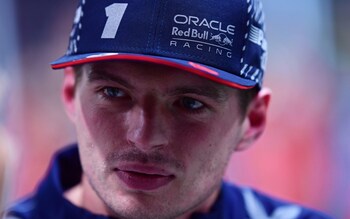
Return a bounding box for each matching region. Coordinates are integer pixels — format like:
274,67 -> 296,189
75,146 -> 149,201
77,96 -> 126,147
179,114 -> 239,149
173,121 -> 220,168
74,94 -> 129,175
179,116 -> 241,172
75,95 -> 130,179
173,118 -> 241,202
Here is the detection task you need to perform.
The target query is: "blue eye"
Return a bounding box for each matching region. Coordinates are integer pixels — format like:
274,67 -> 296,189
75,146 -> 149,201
181,97 -> 204,110
103,87 -> 126,98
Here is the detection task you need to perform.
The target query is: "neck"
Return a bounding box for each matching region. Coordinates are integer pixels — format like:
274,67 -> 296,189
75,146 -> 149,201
64,175 -> 109,215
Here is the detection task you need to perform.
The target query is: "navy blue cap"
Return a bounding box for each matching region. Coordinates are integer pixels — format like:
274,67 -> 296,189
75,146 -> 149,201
51,0 -> 267,90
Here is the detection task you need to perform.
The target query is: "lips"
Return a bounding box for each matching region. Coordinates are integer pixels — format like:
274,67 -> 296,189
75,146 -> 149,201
115,164 -> 175,191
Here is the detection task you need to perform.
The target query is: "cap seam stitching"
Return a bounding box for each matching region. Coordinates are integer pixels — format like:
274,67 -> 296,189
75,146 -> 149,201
157,0 -> 169,52
240,0 -> 251,69
147,0 -> 159,50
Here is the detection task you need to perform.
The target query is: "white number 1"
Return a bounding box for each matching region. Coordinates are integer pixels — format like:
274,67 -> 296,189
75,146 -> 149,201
101,3 -> 128,39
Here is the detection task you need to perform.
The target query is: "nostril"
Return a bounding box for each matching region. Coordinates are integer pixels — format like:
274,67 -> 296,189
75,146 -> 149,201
127,139 -> 136,147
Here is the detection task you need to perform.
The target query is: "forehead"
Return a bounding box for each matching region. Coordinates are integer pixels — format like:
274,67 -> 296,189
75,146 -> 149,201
80,61 -> 237,99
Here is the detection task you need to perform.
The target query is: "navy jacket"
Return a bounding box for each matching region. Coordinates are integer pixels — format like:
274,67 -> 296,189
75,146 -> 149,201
5,145 -> 332,219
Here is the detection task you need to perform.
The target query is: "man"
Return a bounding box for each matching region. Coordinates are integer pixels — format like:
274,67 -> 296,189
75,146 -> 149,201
5,0 -> 331,218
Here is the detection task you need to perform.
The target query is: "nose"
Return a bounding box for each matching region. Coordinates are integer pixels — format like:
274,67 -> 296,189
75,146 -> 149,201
126,103 -> 169,152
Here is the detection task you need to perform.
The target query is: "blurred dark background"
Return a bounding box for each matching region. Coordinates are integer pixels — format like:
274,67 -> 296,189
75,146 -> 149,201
1,1 -> 349,218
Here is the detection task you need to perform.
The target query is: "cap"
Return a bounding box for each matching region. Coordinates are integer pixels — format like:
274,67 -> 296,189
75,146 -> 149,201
51,0 -> 267,90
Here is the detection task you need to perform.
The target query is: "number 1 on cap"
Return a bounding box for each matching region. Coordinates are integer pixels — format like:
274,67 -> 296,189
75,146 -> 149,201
101,3 -> 128,39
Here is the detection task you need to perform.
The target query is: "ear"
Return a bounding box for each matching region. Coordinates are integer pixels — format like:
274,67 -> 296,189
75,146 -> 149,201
235,87 -> 271,151
62,67 -> 78,122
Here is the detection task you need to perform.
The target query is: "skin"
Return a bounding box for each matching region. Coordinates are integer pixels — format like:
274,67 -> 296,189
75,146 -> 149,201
62,61 -> 270,219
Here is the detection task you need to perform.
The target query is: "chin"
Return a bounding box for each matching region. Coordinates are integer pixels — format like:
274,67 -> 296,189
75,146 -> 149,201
106,203 -> 185,219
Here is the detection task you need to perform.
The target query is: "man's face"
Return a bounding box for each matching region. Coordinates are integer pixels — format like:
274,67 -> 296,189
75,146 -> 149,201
65,61 -> 250,219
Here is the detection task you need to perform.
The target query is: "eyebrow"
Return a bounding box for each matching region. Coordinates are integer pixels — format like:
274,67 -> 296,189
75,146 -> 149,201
167,86 -> 228,103
87,69 -> 135,90
86,66 -> 228,103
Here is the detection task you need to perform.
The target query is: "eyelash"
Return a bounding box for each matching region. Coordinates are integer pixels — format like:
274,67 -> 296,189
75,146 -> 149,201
175,97 -> 208,114
97,86 -> 129,100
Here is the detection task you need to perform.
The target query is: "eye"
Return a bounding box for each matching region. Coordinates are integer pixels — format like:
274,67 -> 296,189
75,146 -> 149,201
179,97 -> 205,110
102,87 -> 127,98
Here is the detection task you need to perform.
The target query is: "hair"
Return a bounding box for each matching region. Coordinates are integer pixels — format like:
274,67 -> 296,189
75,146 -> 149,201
236,86 -> 260,115
72,65 -> 259,115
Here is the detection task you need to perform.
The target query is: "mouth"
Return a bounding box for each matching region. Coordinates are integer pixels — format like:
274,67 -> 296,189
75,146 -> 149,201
115,164 -> 175,191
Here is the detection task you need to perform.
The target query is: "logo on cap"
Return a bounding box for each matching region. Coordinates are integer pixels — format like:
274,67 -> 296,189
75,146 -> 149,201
170,14 -> 236,59
210,33 -> 233,47
101,3 -> 128,39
